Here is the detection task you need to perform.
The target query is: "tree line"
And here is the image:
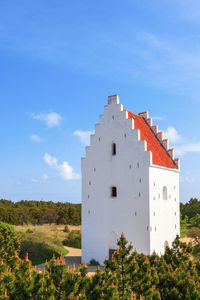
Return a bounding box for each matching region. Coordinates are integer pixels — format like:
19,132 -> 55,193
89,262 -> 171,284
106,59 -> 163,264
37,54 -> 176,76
0,199 -> 81,225
180,197 -> 200,220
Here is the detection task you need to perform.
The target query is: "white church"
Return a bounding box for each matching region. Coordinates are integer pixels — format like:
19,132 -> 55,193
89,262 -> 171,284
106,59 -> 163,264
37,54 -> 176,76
81,95 -> 180,265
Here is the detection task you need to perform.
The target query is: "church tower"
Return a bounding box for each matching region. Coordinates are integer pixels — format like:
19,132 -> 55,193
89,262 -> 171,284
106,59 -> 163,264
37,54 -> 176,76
81,95 -> 180,265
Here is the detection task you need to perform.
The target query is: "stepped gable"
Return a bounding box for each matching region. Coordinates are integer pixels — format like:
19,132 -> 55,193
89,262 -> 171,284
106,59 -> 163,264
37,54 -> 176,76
126,110 -> 178,169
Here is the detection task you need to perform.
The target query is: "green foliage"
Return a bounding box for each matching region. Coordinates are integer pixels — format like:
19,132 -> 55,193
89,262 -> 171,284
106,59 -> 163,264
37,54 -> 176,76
0,199 -> 81,225
190,213 -> 200,228
180,223 -> 189,238
89,259 -> 100,266
180,198 -> 200,220
1,234 -> 200,299
62,230 -> 81,249
0,221 -> 20,262
19,240 -> 67,266
63,225 -> 69,232
26,229 -> 34,234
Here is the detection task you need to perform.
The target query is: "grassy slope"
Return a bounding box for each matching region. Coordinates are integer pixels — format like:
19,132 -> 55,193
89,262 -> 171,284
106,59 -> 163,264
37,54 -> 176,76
15,224 -> 81,265
180,223 -> 189,238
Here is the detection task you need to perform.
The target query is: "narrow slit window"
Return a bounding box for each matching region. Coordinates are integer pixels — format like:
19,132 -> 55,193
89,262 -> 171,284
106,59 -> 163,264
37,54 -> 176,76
163,186 -> 167,200
111,186 -> 117,197
112,143 -> 116,156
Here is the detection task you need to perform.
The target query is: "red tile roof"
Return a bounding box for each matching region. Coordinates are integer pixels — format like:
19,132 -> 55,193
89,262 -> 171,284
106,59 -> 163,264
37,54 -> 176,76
127,110 -> 178,169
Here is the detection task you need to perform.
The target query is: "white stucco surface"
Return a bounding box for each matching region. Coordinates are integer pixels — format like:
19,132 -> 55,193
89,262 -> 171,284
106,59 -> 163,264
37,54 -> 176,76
82,95 -> 180,265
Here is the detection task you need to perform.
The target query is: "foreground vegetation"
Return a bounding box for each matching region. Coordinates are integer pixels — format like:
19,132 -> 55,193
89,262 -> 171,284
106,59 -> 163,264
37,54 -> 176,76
1,227 -> 200,299
0,199 -> 81,225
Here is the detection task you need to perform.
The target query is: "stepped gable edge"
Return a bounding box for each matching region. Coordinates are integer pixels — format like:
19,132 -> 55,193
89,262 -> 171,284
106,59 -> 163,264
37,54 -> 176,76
126,110 -> 178,169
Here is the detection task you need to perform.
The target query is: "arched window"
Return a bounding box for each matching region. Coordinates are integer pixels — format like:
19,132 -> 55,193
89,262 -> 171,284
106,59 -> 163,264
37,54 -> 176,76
112,142 -> 116,155
111,186 -> 117,197
163,186 -> 167,200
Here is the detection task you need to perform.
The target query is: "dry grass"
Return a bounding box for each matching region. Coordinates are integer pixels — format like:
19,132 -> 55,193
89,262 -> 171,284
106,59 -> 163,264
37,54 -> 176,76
15,224 -> 81,265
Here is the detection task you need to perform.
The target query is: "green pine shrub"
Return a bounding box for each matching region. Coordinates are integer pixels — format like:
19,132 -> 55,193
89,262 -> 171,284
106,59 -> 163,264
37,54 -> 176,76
0,221 -> 20,262
62,230 -> 81,249
1,233 -> 200,299
89,259 -> 100,266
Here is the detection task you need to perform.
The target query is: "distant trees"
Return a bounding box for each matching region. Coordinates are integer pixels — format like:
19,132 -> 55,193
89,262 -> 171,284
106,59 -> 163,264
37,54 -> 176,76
181,198 -> 200,220
0,199 -> 81,226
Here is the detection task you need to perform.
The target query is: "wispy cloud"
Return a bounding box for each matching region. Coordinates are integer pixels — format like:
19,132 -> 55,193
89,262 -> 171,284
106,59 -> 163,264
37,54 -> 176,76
30,134 -> 43,142
163,126 -> 181,143
31,174 -> 49,183
32,112 -> 62,128
175,142 -> 200,156
44,153 -> 80,180
73,130 -> 93,146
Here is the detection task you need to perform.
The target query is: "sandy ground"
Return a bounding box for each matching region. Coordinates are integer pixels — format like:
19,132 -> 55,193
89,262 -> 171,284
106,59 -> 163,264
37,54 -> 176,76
181,237 -> 195,245
37,246 -> 102,275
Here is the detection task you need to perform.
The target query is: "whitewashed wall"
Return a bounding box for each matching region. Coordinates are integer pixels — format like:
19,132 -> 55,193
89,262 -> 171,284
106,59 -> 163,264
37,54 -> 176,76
149,165 -> 180,255
82,96 -> 152,265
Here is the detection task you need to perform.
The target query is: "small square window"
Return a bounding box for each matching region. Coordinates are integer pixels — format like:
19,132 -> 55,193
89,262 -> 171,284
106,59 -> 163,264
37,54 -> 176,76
137,163 -> 139,168
124,133 -> 126,138
129,164 -> 132,169
112,115 -> 114,120
89,181 -> 91,185
135,211 -> 137,216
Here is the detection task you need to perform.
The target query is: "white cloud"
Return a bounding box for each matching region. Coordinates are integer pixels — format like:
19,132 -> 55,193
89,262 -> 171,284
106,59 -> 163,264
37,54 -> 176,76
31,177 -> 40,183
30,134 -> 43,142
43,174 -> 49,181
31,174 -> 49,183
44,153 -> 80,180
16,181 -> 22,185
175,142 -> 200,156
73,130 -> 93,146
32,112 -> 62,127
163,126 -> 181,143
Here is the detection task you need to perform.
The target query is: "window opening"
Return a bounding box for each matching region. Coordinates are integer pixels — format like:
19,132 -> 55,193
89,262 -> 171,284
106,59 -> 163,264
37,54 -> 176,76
112,143 -> 116,156
111,186 -> 117,197
163,186 -> 167,200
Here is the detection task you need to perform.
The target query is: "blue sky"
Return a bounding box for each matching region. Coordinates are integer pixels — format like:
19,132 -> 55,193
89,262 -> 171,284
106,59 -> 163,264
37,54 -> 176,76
0,0 -> 200,204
